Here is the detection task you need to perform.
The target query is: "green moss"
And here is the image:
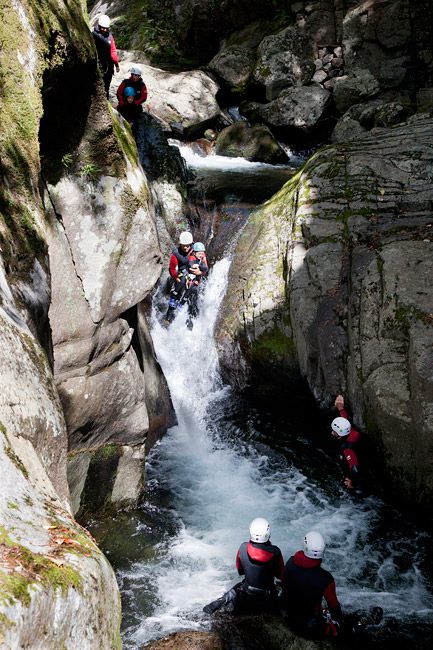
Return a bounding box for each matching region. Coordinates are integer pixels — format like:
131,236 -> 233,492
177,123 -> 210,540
95,444 -> 121,460
4,446 -> 29,480
7,502 -> 19,511
395,305 -> 433,325
252,328 -> 295,362
0,611 -> 15,631
110,105 -> 139,167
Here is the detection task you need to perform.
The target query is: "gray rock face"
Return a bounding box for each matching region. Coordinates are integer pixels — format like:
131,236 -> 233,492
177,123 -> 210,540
1,0 -> 121,644
45,108 -> 170,514
253,26 -> 315,100
258,84 -> 331,130
208,45 -> 256,93
214,122 -> 288,164
217,118 -> 433,516
333,69 -> 380,113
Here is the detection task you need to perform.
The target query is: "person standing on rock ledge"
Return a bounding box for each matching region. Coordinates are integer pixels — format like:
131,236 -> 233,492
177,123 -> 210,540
92,14 -> 120,98
331,394 -> 361,490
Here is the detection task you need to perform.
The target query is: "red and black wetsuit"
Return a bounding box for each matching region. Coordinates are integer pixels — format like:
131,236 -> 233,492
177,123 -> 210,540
117,78 -> 148,106
281,550 -> 342,633
337,408 -> 361,484
236,540 -> 284,593
169,246 -> 192,281
92,27 -> 118,97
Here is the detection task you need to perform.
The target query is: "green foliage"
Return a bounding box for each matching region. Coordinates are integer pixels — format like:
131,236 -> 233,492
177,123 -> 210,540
79,163 -> 100,180
61,153 -> 73,169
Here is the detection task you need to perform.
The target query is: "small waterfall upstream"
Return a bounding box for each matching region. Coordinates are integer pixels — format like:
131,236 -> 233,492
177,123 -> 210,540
114,259 -> 433,649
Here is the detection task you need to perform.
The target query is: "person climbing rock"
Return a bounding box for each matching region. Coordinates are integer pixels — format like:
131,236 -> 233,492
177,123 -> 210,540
183,242 -> 208,329
164,231 -> 197,325
92,14 -> 119,98
117,67 -> 148,108
332,394 -> 361,490
234,517 -> 284,614
281,531 -> 342,638
117,86 -> 143,129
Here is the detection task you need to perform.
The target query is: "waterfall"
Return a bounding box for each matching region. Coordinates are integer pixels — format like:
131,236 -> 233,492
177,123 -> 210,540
118,260 -> 433,648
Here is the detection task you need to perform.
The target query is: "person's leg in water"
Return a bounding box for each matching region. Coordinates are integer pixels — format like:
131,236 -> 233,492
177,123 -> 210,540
165,276 -> 187,323
185,285 -> 199,330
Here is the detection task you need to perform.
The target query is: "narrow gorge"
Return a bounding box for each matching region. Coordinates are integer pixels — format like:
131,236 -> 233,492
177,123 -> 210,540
1,1 -> 432,649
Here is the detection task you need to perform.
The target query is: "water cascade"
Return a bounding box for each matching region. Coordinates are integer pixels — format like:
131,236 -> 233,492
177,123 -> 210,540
113,258 -> 433,648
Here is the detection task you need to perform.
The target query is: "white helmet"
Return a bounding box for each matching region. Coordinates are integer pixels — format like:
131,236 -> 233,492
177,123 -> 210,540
130,66 -> 142,76
304,531 -> 325,559
179,231 -> 193,245
331,417 -> 351,437
249,517 -> 270,543
98,14 -> 111,28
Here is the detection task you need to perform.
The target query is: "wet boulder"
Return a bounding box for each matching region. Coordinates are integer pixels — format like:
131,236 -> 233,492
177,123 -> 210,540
142,631 -> 224,650
253,26 -> 315,100
214,122 -> 288,164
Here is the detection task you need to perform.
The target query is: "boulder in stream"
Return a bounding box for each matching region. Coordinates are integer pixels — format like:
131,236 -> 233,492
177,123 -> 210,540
214,122 -> 288,164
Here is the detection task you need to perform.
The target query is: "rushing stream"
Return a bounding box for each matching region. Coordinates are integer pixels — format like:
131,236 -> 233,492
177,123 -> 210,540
87,144 -> 433,649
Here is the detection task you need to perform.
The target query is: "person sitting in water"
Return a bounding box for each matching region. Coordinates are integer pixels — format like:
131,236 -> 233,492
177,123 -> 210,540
332,394 -> 361,490
116,67 -> 148,108
117,86 -> 143,127
235,517 -> 284,613
280,531 -> 342,638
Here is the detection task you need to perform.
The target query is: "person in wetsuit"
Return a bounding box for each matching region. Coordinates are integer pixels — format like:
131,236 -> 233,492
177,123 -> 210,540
281,531 -> 342,638
183,242 -> 208,328
332,394 -> 361,490
117,86 -> 143,131
235,517 -> 284,614
117,67 -> 148,109
92,14 -> 119,97
165,231 -> 199,324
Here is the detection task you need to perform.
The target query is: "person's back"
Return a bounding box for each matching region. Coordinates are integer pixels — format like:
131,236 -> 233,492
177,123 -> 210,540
235,517 -> 284,613
281,531 -> 341,638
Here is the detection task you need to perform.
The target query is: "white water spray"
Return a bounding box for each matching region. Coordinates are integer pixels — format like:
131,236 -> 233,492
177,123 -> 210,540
119,260 -> 433,648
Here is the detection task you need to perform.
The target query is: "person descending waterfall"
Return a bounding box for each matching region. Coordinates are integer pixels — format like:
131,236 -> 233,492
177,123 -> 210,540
183,242 -> 208,328
92,15 -> 119,97
235,518 -> 284,613
117,86 -> 143,130
331,394 -> 361,490
165,231 -> 199,326
281,531 -> 342,638
117,67 -> 148,110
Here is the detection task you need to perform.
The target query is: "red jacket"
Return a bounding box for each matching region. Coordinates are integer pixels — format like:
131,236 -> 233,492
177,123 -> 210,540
338,408 -> 360,470
117,78 -> 147,106
282,551 -> 341,616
